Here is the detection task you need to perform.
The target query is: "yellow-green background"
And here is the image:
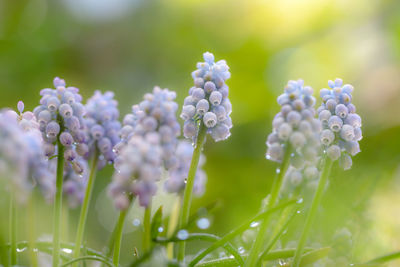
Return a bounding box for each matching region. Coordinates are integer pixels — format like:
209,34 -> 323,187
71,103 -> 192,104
1,0 -> 400,265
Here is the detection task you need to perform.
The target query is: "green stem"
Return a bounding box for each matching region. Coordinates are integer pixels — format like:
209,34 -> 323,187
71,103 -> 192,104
9,194 -> 17,265
166,196 -> 181,259
177,124 -> 207,262
53,137 -> 65,267
27,197 -> 38,267
142,201 -> 152,253
245,146 -> 292,267
73,149 -> 99,264
292,157 -> 333,267
112,196 -> 133,267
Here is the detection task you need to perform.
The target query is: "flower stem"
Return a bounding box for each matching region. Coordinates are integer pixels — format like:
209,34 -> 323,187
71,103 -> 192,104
27,196 -> 38,267
52,137 -> 65,267
142,201 -> 152,253
112,195 -> 133,267
167,196 -> 181,259
245,146 -> 292,267
177,124 -> 207,262
73,149 -> 99,264
9,194 -> 17,265
292,157 -> 333,267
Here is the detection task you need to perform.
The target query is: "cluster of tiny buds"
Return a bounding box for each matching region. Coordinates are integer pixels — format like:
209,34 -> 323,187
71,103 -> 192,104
0,103 -> 53,203
34,77 -> 86,174
164,140 -> 207,196
109,134 -> 163,209
181,52 -> 232,142
266,80 -> 321,170
317,78 -> 362,170
84,90 -> 121,168
115,87 -> 180,171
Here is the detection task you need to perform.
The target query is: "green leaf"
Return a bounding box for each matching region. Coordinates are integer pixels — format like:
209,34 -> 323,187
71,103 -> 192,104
151,206 -> 163,240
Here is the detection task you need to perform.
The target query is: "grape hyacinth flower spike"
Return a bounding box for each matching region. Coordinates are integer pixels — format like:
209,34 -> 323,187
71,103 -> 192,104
73,90 -> 121,262
34,77 -> 86,267
246,79 -> 320,267
292,78 -> 362,267
177,52 -> 231,262
108,134 -> 163,265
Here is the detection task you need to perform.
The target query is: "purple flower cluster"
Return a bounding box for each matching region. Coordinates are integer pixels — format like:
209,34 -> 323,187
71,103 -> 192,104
164,140 -> 207,196
115,87 -> 180,170
109,135 -> 163,209
266,80 -> 321,171
84,90 -> 121,168
0,104 -> 53,204
109,87 -> 181,209
181,52 -> 232,142
34,77 -> 86,174
317,78 -> 362,170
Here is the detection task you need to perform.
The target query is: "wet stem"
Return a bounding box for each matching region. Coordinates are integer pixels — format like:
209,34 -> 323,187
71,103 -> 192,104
52,134 -> 65,267
72,148 -> 99,266
9,192 -> 17,265
142,201 -> 152,253
245,145 -> 292,267
177,123 -> 207,262
112,195 -> 133,267
292,157 -> 333,267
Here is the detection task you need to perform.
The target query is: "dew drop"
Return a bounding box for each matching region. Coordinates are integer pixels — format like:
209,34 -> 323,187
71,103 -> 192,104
238,247 -> 245,254
290,153 -> 295,157
16,247 -> 27,252
196,218 -> 210,229
62,248 -> 72,254
297,198 -> 303,204
250,221 -> 260,228
177,229 -> 189,240
296,210 -> 301,214
229,255 -> 234,259
266,155 -> 271,160
112,148 -> 117,153
184,178 -> 187,184
133,219 -> 141,226
276,168 -> 281,174
158,227 -> 164,233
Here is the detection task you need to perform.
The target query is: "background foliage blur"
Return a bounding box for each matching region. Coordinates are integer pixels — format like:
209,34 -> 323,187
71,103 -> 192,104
1,0 -> 400,265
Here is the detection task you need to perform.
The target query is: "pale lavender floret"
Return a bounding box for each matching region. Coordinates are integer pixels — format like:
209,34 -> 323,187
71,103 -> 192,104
35,77 -> 87,174
203,112 -> 218,128
181,52 -> 232,142
266,79 -> 321,167
317,79 -> 362,169
165,140 -> 207,196
60,132 -> 74,146
196,99 -> 209,115
327,145 -> 341,161
328,115 -> 343,132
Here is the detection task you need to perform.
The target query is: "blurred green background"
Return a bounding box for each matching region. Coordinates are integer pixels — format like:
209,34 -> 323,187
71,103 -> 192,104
1,0 -> 400,265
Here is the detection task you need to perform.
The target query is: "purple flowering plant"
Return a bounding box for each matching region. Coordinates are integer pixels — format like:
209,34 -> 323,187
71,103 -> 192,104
3,52 -> 398,267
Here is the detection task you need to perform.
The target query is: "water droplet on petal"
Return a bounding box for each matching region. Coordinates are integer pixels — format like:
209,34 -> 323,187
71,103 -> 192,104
177,229 -> 189,240
133,219 -> 141,226
196,218 -> 210,229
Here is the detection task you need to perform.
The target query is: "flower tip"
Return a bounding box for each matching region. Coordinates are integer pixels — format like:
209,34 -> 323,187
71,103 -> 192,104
203,52 -> 214,63
17,101 -> 24,113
